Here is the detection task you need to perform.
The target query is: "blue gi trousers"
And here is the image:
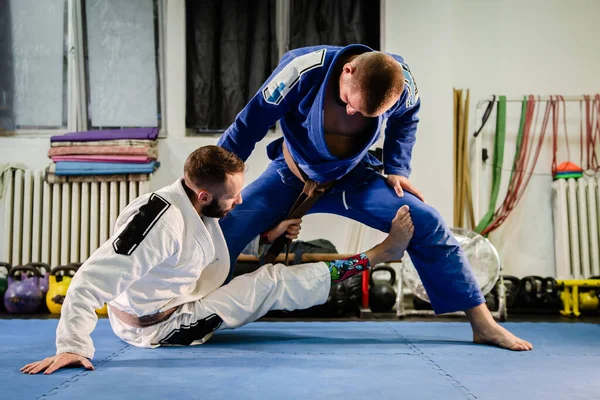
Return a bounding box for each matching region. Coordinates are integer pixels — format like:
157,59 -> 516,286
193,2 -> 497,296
219,158 -> 485,314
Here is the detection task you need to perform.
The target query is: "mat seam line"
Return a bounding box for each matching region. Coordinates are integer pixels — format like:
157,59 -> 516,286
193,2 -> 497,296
37,345 -> 132,399
384,322 -> 478,400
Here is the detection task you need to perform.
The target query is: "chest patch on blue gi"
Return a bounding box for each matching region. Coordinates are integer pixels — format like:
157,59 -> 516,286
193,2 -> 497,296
262,49 -> 326,105
400,63 -> 419,108
113,193 -> 171,256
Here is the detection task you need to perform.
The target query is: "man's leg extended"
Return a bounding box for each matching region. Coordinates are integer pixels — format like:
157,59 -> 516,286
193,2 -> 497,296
310,169 -> 532,351
155,207 -> 415,346
312,170 -> 484,314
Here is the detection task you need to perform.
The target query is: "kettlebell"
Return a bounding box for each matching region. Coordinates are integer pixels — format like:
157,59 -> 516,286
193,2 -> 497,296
0,262 -> 11,311
502,275 -> 521,309
46,265 -> 78,314
518,276 -> 543,307
485,290 -> 498,311
413,295 -> 433,310
369,266 -> 397,313
540,277 -> 562,310
4,265 -> 44,313
27,262 -> 50,295
27,262 -> 51,312
96,303 -> 108,315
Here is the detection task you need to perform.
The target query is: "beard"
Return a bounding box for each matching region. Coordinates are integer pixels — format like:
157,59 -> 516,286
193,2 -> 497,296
201,197 -> 231,218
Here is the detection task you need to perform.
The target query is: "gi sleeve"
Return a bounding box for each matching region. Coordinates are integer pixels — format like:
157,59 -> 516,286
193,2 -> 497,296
383,62 -> 421,178
55,194 -> 179,359
217,48 -> 327,161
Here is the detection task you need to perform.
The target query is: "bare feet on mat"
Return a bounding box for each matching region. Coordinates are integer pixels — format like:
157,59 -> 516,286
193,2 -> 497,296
472,324 -> 533,351
467,304 -> 533,351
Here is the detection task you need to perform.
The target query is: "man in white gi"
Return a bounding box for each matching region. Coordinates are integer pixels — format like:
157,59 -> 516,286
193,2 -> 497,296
22,145 -> 415,375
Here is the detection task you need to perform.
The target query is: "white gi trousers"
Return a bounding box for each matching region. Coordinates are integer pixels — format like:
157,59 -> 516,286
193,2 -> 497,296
108,261 -> 331,348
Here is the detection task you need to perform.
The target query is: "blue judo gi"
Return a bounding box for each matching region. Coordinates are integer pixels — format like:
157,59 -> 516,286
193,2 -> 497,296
218,44 -> 484,314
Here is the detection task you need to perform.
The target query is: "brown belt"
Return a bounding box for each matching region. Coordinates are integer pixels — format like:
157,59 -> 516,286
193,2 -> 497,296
111,306 -> 177,328
263,143 -> 335,264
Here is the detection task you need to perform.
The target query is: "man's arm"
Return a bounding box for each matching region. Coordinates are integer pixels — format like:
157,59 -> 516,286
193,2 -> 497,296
383,90 -> 421,178
56,217 -> 178,359
383,73 -> 420,178
217,48 -> 327,161
381,61 -> 425,201
383,101 -> 420,178
241,219 -> 302,257
22,196 -> 179,374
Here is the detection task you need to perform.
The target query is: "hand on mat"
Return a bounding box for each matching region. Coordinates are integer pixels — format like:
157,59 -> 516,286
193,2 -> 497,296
386,174 -> 425,202
265,218 -> 302,243
21,352 -> 94,375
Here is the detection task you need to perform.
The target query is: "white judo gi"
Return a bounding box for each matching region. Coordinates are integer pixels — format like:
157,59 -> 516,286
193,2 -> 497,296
56,179 -> 331,359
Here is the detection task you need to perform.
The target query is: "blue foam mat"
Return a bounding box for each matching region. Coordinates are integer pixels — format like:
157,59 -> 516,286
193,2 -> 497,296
1,319 -> 598,399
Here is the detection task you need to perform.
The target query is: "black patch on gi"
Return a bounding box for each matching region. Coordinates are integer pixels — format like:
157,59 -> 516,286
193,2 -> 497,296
112,193 -> 171,256
159,314 -> 223,346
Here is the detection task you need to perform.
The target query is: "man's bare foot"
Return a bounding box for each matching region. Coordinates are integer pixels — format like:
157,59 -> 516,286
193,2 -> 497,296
364,205 -> 414,266
473,323 -> 533,351
467,304 -> 533,351
381,205 -> 414,259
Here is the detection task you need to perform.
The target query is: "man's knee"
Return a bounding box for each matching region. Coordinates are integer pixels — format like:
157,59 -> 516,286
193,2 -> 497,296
253,263 -> 289,288
409,203 -> 447,241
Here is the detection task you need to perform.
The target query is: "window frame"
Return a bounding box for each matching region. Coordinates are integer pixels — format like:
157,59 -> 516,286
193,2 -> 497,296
9,0 -> 166,138
2,0 -> 72,136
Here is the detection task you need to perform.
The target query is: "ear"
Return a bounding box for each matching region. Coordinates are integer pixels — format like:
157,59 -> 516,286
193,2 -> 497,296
197,190 -> 212,205
343,62 -> 355,75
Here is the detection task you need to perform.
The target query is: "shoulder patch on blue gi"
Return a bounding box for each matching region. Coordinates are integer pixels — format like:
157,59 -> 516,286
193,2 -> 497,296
262,49 -> 327,105
113,193 -> 171,256
400,63 -> 419,108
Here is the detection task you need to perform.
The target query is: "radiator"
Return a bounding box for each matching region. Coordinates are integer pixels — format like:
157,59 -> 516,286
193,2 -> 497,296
2,169 -> 151,268
552,176 -> 600,279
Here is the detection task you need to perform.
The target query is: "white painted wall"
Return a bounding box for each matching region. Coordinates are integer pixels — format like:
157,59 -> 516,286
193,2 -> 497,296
365,0 -> 600,276
2,0 -> 600,276
454,0 -> 600,277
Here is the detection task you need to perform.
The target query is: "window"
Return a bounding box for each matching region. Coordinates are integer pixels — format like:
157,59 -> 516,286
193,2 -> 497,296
0,0 -> 69,132
0,0 -> 164,136
185,0 -> 380,134
81,0 -> 163,130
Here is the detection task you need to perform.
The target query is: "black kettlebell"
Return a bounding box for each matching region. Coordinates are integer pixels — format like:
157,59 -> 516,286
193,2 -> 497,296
539,277 -> 561,310
502,275 -> 520,309
518,276 -> 543,307
369,266 -> 397,313
413,295 -> 433,310
485,291 -> 498,311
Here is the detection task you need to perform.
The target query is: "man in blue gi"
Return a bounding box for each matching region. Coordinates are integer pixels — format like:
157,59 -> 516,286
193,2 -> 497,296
217,44 -> 532,351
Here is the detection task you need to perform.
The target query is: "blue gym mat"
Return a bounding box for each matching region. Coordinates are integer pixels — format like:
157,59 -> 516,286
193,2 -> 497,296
0,319 -> 598,399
